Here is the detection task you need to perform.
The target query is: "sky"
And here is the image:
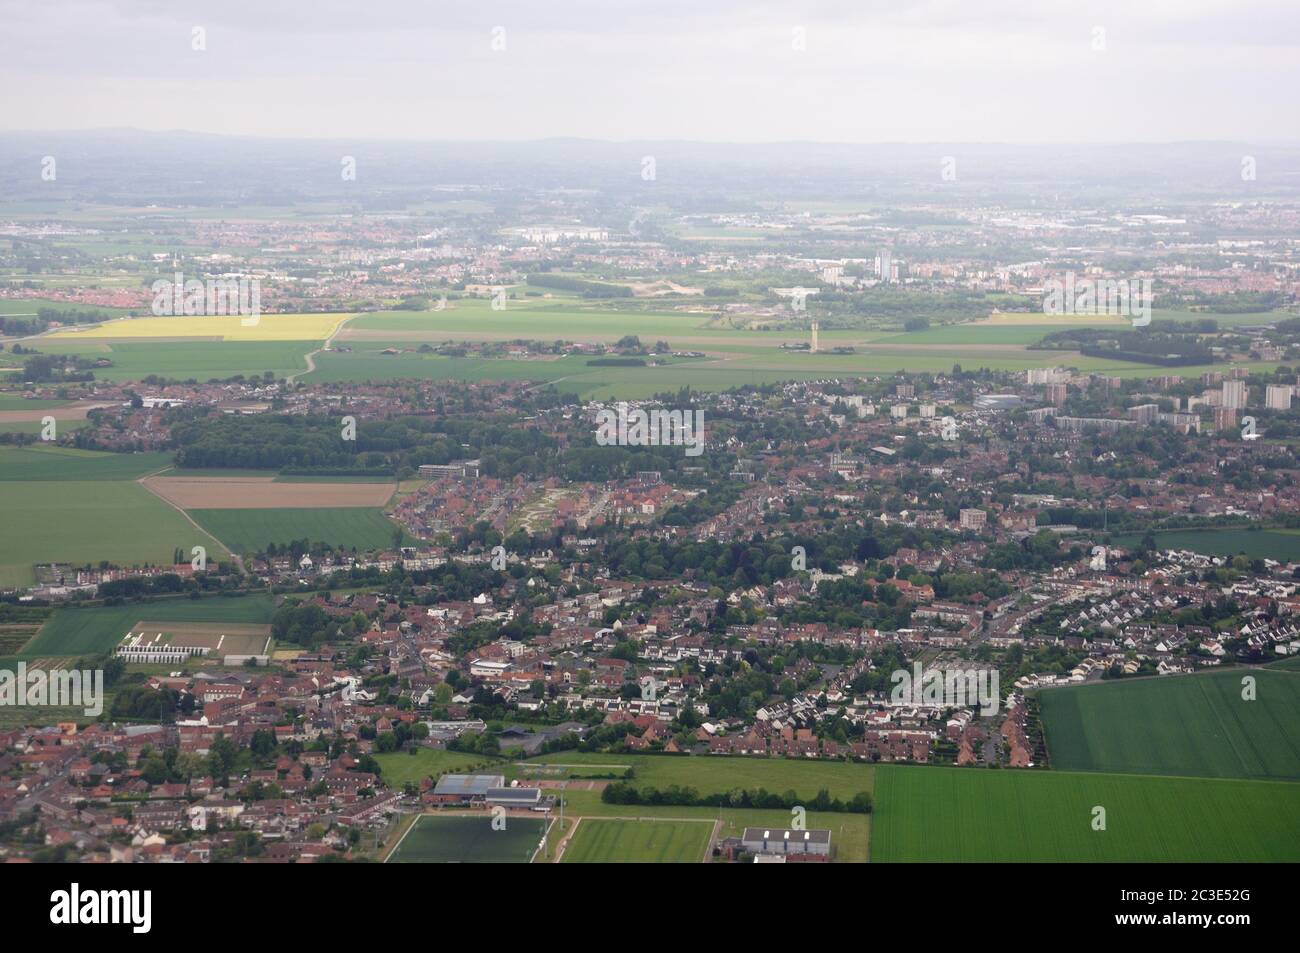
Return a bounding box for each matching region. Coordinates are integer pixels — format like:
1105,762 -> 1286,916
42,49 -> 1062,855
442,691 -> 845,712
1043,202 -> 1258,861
1,0 -> 1297,143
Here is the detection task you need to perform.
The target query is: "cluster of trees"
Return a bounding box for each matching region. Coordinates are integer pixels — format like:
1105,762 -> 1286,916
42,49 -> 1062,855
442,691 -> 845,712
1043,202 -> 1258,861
525,273 -> 633,297
1033,326 -> 1214,365
601,782 -> 872,814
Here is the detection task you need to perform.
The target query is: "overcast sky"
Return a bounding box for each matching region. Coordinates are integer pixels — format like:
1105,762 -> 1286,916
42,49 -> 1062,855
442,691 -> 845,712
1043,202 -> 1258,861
1,0 -> 1296,143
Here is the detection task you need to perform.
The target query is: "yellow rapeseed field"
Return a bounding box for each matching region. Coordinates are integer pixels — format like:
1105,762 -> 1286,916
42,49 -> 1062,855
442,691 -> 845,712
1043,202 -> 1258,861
47,312 -> 352,341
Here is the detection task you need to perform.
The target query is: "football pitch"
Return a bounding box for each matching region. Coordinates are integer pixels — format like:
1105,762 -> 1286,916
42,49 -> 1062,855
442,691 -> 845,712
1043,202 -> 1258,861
387,814 -> 550,863
1039,669 -> 1300,780
561,818 -> 712,863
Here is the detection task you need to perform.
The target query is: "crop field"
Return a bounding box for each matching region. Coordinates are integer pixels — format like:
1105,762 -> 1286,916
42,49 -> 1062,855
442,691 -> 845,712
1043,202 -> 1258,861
123,620 -> 272,659
20,594 -> 275,658
561,818 -> 712,863
46,312 -> 351,341
1038,669 -> 1300,780
20,340 -> 315,382
387,814 -> 550,864
0,480 -> 223,589
0,446 -> 172,481
188,506 -> 404,553
142,475 -> 395,509
1112,528 -> 1300,562
870,765 -> 1300,862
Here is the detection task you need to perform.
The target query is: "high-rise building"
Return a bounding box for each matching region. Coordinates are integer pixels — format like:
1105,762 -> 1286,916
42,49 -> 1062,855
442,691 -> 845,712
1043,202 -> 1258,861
1222,379 -> 1248,410
878,249 -> 892,283
1128,404 -> 1159,425
1215,407 -> 1238,431
1266,384 -> 1293,411
1045,383 -> 1069,407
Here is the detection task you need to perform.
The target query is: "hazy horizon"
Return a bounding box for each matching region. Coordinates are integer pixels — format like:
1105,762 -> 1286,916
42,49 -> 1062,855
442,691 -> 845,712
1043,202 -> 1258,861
1,0 -> 1297,143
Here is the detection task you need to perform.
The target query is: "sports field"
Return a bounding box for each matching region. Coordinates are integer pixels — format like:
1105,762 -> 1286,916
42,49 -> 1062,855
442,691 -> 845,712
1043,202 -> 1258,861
46,312 -> 351,341
387,814 -> 550,863
561,818 -> 712,863
1039,669 -> 1300,780
525,751 -> 875,800
870,765 -> 1300,862
123,620 -> 272,659
21,594 -> 275,658
188,506 -> 404,553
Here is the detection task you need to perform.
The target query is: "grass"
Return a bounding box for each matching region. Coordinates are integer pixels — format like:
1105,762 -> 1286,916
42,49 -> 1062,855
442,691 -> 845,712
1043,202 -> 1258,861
0,446 -> 172,481
22,593 -> 275,658
562,818 -> 712,863
0,480 -> 225,589
520,753 -> 874,862
1111,528 -> 1300,562
523,751 -> 875,801
372,748 -> 505,789
188,507 -> 405,554
387,814 -> 549,863
870,765 -> 1300,862
1038,669 -> 1300,780
552,789 -> 871,862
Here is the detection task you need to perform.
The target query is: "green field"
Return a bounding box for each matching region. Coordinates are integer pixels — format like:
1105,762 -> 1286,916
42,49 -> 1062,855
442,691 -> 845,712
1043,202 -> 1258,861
521,753 -> 874,861
0,446 -> 172,481
188,507 -> 404,554
0,480 -> 224,589
372,749 -> 506,789
1039,669 -> 1300,780
387,814 -> 549,863
524,752 -> 875,801
12,340 -> 314,383
871,765 -> 1300,862
562,818 -> 712,863
1113,528 -> 1300,562
21,593 -> 275,658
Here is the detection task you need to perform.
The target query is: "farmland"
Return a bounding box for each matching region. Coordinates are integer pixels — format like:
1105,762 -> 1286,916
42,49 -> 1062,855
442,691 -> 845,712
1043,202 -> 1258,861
11,340 -> 315,383
1038,669 -> 1300,780
561,818 -> 712,863
20,593 -> 275,658
870,765 -> 1300,862
142,475 -> 395,509
387,814 -> 550,864
46,311 -> 351,342
0,480 -> 222,589
1112,527 -> 1300,562
0,446 -> 171,481
187,507 -> 405,554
